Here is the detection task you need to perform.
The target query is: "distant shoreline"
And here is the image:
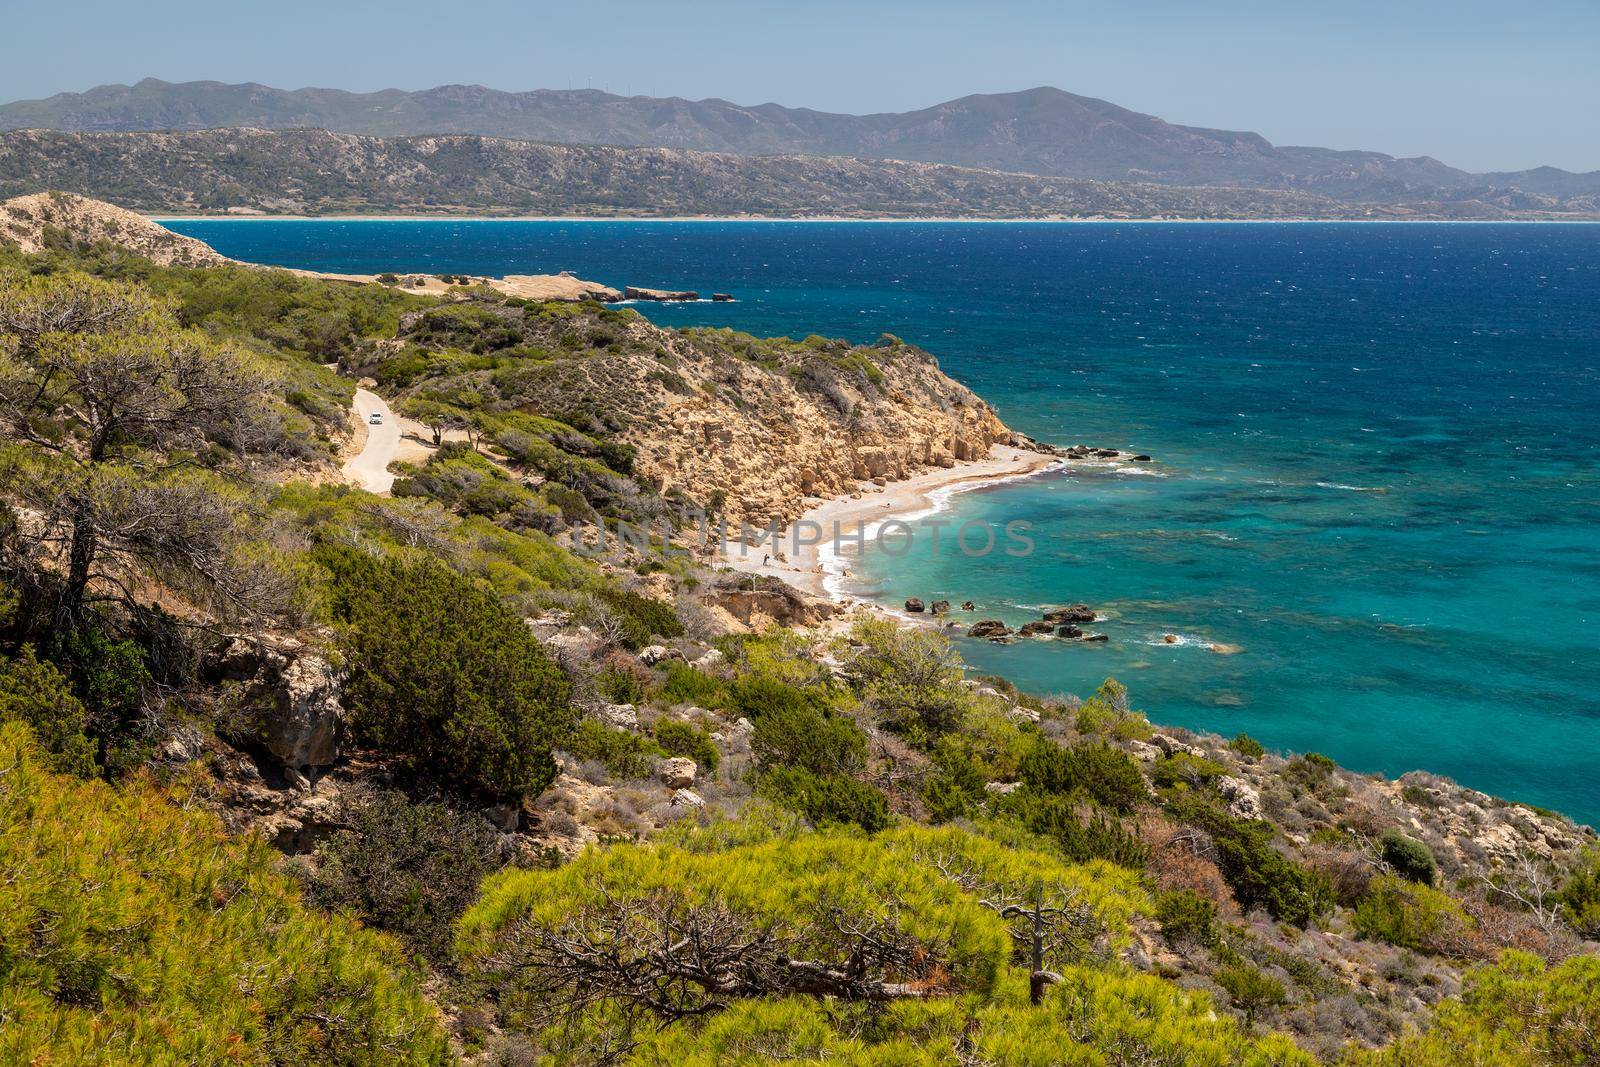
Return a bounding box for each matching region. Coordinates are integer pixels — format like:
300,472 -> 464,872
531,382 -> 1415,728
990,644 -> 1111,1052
149,213 -> 1600,225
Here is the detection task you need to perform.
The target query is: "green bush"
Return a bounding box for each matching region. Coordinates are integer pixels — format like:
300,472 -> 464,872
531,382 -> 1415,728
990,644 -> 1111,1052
48,625 -> 152,776
838,618 -> 965,744
1001,791 -> 1153,868
749,694 -> 866,777
596,662 -> 649,705
1379,827 -> 1438,885
598,586 -> 684,649
1156,889 -> 1219,946
654,718 -> 720,773
659,661 -> 726,706
1170,798 -> 1332,927
921,746 -> 989,823
1214,963 -> 1287,1026
565,718 -> 664,780
0,721 -> 447,1064
1151,751 -> 1229,792
756,767 -> 890,833
1284,751 -> 1338,791
1018,739 -> 1148,814
1555,849 -> 1600,939
1229,733 -> 1266,760
1073,678 -> 1153,741
1353,876 -> 1472,952
322,549 -> 574,800
0,647 -> 96,776
309,791 -> 502,960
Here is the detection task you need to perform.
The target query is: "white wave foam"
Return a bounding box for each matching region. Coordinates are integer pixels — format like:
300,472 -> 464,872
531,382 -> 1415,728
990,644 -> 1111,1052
1316,481 -> 1387,492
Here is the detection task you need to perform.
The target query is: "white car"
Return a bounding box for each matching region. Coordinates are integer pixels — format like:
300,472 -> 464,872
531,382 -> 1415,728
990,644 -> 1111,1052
368,412 -> 384,425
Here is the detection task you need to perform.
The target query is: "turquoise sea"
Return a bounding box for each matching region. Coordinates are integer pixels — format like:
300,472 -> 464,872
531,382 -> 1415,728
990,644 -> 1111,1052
168,219 -> 1600,824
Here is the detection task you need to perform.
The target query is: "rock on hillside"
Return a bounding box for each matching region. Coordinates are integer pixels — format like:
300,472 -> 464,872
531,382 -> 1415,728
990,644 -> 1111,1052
0,190 -> 231,266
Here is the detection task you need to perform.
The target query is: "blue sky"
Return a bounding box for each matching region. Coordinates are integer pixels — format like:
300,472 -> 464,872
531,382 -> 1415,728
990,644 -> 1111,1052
4,0 -> 1597,172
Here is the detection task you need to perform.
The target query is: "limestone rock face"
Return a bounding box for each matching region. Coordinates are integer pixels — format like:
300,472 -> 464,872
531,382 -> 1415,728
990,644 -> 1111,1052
521,318 -> 1010,526
658,757 -> 698,789
207,636 -> 347,771
1217,775 -> 1266,821
595,703 -> 640,731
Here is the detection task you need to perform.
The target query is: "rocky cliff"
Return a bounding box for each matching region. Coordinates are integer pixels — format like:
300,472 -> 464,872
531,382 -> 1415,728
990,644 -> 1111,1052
0,191 -> 232,265
389,303 -> 1014,525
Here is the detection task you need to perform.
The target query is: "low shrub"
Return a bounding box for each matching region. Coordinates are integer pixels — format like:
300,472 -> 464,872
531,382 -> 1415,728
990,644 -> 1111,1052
1353,876 -> 1473,952
1379,827 -> 1438,885
1229,733 -> 1266,760
749,697 -> 866,777
757,767 -> 890,833
1018,739 -> 1148,814
597,586 -> 684,650
1001,791 -> 1153,868
659,661 -> 726,706
1151,751 -> 1229,792
1555,849 -> 1600,939
321,549 -> 574,800
309,790 -> 503,960
1170,798 -> 1332,927
0,646 -> 96,776
1214,963 -> 1288,1026
653,718 -> 720,773
564,719 -> 663,780
1156,888 -> 1220,946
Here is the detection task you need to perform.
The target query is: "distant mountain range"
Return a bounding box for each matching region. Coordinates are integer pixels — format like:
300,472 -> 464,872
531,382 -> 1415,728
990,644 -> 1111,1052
3,79 -> 1597,210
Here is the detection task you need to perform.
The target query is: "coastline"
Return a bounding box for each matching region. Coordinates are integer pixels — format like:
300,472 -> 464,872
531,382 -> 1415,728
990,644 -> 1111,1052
715,444 -> 1061,606
149,212 -> 1600,224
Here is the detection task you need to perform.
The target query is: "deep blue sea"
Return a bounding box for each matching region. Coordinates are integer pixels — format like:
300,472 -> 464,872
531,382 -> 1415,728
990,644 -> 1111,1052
168,219 -> 1600,824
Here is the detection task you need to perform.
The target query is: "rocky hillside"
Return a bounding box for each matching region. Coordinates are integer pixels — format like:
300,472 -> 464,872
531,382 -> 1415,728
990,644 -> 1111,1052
372,300 -> 1014,525
5,80 -> 1598,209
5,228 -> 1600,1064
4,127 -> 1564,219
0,190 -> 231,265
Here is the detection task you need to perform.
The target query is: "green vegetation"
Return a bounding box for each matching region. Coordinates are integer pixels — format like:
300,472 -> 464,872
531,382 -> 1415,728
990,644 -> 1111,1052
0,645 -> 96,776
308,790 -> 504,961
1156,888 -> 1220,945
0,722 -> 447,1064
1353,876 -> 1472,952
652,717 -> 719,772
321,549 -> 574,801
3,240 -> 1597,1066
565,718 -> 665,780
1555,849 -> 1600,938
1378,827 -> 1438,885
1348,952 -> 1600,1066
1170,797 -> 1333,927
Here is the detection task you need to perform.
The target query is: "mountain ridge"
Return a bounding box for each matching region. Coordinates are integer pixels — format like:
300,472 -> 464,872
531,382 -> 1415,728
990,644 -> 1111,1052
4,79 -> 1596,205
2,127 -> 1594,220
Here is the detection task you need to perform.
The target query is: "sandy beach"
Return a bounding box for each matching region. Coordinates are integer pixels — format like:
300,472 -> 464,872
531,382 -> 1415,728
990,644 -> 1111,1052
715,444 -> 1061,603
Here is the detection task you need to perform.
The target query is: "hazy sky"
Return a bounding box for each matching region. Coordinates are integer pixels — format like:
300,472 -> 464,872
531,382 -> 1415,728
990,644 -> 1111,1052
5,0 -> 1598,172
